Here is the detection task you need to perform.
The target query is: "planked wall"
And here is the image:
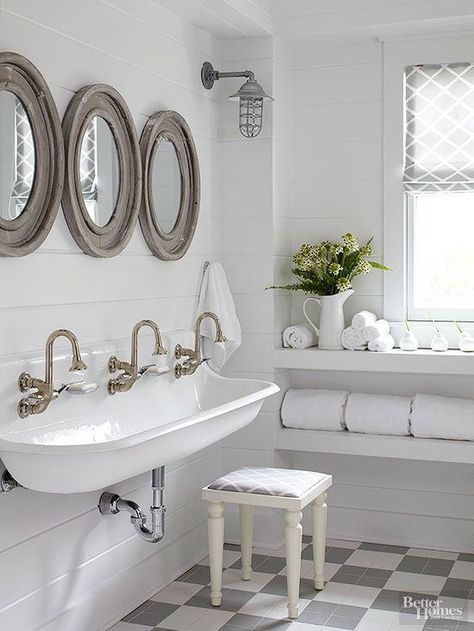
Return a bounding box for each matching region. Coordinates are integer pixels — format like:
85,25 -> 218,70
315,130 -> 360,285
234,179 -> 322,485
0,1 -> 222,629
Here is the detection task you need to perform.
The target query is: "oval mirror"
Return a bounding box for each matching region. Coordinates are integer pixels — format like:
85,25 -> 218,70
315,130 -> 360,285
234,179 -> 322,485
0,52 -> 63,256
140,110 -> 200,261
80,116 -> 120,227
62,84 -> 142,257
151,135 -> 182,234
0,91 -> 36,220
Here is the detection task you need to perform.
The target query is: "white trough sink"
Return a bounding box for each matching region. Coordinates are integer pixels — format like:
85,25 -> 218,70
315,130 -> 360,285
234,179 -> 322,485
0,334 -> 278,494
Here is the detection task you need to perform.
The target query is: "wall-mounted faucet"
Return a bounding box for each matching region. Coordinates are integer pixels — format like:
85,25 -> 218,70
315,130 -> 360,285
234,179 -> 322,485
108,319 -> 167,394
18,329 -> 88,418
174,311 -> 226,378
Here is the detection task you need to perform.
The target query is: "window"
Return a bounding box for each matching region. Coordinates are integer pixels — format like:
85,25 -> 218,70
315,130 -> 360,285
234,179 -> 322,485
404,63 -> 474,321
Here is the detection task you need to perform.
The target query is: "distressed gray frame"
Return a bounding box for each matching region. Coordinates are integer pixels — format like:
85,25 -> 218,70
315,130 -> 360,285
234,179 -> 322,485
0,52 -> 64,256
62,84 -> 142,257
139,110 -> 200,260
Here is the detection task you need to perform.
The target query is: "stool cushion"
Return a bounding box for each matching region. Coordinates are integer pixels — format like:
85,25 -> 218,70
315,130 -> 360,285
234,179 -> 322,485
208,467 -> 328,498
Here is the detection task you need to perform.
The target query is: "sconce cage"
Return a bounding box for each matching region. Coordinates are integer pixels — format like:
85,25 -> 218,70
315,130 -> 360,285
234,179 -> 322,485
201,61 -> 273,139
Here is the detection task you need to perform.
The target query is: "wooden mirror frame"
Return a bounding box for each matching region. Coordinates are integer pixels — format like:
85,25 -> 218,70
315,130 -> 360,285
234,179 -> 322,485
62,84 -> 142,257
0,52 -> 64,256
139,110 -> 200,260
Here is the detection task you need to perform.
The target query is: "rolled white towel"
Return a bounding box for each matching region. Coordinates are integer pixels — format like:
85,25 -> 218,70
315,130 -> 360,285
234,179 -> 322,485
411,394 -> 474,441
346,392 -> 411,436
364,319 -> 390,341
368,334 -> 395,352
342,326 -> 367,351
352,311 -> 377,331
283,323 -> 318,349
281,389 -> 349,431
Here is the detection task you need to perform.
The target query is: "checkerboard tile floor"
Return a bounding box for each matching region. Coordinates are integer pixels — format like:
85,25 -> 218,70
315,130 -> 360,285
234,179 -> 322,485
108,538 -> 474,631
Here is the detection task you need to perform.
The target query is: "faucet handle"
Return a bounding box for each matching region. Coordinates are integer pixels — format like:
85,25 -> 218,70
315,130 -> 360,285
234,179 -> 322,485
108,356 -> 119,373
18,372 -> 33,393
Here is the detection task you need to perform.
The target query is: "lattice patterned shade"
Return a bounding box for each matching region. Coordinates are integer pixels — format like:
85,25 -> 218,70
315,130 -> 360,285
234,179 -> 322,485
404,62 -> 474,193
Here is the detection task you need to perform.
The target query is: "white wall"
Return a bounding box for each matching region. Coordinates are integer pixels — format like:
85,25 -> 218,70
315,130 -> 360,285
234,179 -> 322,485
0,2 -> 222,629
276,35 -> 474,552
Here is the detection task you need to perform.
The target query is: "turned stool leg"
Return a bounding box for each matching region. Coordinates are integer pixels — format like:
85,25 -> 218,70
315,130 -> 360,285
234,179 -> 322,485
312,492 -> 327,590
207,501 -> 225,606
285,509 -> 303,619
239,504 -> 254,580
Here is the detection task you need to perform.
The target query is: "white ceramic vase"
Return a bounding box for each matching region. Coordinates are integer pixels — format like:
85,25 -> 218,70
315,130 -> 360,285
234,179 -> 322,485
431,332 -> 448,352
459,333 -> 474,352
399,330 -> 418,351
303,289 -> 354,350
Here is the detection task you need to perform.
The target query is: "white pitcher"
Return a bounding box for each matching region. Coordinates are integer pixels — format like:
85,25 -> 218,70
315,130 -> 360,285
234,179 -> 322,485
303,289 -> 354,350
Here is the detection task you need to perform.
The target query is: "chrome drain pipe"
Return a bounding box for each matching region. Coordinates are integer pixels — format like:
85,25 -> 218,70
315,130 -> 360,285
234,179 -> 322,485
98,466 -> 166,543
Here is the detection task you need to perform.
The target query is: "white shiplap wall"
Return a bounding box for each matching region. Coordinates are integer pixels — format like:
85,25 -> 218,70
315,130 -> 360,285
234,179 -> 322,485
0,2 -> 222,630
282,39 -> 474,552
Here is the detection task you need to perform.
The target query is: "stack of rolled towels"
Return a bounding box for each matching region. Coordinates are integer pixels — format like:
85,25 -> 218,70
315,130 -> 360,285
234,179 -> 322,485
342,311 -> 395,352
281,389 -> 474,441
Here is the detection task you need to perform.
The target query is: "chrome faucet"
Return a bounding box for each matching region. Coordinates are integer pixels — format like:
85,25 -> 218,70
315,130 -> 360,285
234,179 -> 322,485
174,311 -> 226,378
108,319 -> 167,394
18,329 -> 87,418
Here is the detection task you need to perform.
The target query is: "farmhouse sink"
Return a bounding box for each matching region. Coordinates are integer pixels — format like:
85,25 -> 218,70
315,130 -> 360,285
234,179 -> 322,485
0,336 -> 278,494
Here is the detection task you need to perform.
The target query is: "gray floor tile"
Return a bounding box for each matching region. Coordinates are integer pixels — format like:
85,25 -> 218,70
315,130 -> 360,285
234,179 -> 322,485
254,618 -> 293,629
325,548 -> 355,564
357,575 -> 388,588
185,585 -> 254,612
122,600 -> 152,622
305,601 -> 339,616
260,575 -> 316,599
127,602 -> 179,626
224,543 -> 241,551
383,545 -> 409,554
458,554 -> 474,563
297,609 -> 332,625
302,535 -> 312,544
335,605 -> 367,619
231,554 -> 269,571
441,579 -> 474,599
178,564 -> 211,585
424,619 -> 459,630
423,559 -> 455,577
256,556 -> 287,574
397,556 -> 430,574
359,542 -> 385,551
226,613 -> 264,628
325,615 -> 360,629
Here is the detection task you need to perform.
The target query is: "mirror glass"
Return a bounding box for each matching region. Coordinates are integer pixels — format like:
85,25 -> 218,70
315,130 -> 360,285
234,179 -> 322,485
0,91 -> 36,220
151,136 -> 182,233
80,116 -> 119,227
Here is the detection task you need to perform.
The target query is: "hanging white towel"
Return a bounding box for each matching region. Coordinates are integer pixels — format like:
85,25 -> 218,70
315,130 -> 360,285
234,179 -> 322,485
352,311 -> 377,331
411,394 -> 474,441
368,335 -> 395,352
341,326 -> 367,351
345,392 -> 411,436
196,262 -> 241,370
364,319 -> 390,341
283,323 -> 318,349
281,389 -> 349,431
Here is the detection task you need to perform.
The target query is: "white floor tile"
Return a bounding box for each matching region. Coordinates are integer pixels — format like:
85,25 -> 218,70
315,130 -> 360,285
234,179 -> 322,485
108,623 -> 153,631
200,550 -> 241,568
288,623 -> 323,631
342,585 -> 380,607
356,620 -> 393,631
187,608 -> 234,630
151,581 -> 203,604
326,538 -> 360,549
449,560 -> 474,580
238,592 -> 285,617
384,571 -> 419,592
157,605 -> 205,630
312,581 -> 354,604
372,552 -> 404,570
412,574 -> 447,595
253,546 -> 287,557
407,548 -> 458,560
221,568 -> 274,592
267,596 -> 311,620
362,609 -> 398,624
344,550 -> 380,567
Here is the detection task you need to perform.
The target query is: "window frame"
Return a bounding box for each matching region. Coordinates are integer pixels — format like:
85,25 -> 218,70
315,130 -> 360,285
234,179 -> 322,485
383,33 -> 474,328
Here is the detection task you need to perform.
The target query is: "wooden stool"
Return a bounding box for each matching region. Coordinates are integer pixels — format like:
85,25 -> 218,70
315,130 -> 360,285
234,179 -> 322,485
202,466 -> 332,619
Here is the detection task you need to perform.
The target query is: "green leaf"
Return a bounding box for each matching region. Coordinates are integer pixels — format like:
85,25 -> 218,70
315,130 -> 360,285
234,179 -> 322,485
369,260 -> 391,271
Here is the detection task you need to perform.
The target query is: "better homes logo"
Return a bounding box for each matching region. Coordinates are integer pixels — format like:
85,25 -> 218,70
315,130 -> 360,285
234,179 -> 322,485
402,596 -> 463,621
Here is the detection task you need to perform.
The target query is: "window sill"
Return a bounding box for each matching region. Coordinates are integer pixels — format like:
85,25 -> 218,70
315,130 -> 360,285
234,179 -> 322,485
274,347 -> 474,375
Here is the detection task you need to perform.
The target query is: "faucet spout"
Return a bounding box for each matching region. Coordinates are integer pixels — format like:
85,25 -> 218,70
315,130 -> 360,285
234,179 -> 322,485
18,329 -> 87,418
108,319 -> 167,394
174,312 -> 226,378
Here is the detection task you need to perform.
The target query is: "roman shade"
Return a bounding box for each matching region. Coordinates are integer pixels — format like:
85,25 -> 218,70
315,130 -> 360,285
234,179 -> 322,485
404,62 -> 474,192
